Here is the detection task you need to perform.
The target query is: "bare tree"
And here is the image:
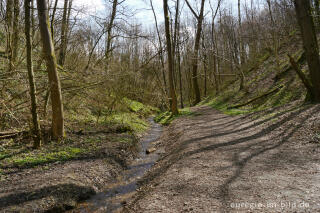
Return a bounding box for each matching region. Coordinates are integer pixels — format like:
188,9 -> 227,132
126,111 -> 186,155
37,0 -> 65,140
185,0 -> 206,105
105,0 -> 118,71
6,0 -> 13,71
163,0 -> 178,115
25,0 -> 42,148
12,0 -> 19,68
58,0 -> 69,66
150,0 -> 168,96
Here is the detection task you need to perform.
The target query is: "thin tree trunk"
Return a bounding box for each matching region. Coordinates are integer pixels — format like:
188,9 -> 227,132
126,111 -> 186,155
58,0 -> 68,66
105,0 -> 118,71
177,23 -> 184,108
266,0 -> 280,73
294,0 -> 320,102
31,0 -> 35,38
163,0 -> 178,115
185,0 -> 206,105
238,0 -> 246,65
50,0 -> 58,41
6,0 -> 13,72
209,0 -> 221,95
25,0 -> 42,148
37,0 -> 65,140
150,0 -> 168,96
12,0 -> 19,68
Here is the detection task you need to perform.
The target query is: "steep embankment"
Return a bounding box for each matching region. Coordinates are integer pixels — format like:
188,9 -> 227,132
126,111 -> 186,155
203,32 -> 308,115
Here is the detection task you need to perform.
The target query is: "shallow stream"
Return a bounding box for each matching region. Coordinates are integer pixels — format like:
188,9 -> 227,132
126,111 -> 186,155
71,118 -> 163,212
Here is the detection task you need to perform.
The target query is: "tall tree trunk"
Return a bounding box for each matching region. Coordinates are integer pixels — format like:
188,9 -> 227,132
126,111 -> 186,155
37,0 -> 65,140
65,0 -> 72,48
58,0 -> 68,66
210,0 -> 221,95
176,22 -> 184,109
266,0 -> 280,73
12,0 -> 19,68
6,0 -> 13,72
150,0 -> 168,96
163,0 -> 178,115
50,0 -> 58,41
238,0 -> 245,65
25,0 -> 42,148
294,0 -> 320,102
31,0 -> 35,38
105,0 -> 118,71
185,0 -> 206,105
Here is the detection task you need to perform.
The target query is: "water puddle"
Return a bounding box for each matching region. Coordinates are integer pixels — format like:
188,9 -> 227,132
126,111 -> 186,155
70,118 -> 163,212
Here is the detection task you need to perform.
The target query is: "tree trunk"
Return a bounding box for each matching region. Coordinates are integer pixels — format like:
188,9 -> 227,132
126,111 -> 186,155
6,0 -> 13,72
238,0 -> 246,65
150,0 -> 168,96
12,0 -> 19,68
266,0 -> 280,73
163,0 -> 178,115
50,0 -> 58,41
294,0 -> 320,102
185,0 -> 206,105
25,0 -> 42,148
105,0 -> 118,71
37,0 -> 65,140
177,25 -> 184,109
58,0 -> 68,66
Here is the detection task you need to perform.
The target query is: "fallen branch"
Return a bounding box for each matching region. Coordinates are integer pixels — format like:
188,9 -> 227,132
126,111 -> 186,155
0,130 -> 26,136
228,85 -> 284,109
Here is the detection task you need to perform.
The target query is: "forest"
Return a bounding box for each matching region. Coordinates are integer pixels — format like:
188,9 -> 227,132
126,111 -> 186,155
1,0 -> 320,212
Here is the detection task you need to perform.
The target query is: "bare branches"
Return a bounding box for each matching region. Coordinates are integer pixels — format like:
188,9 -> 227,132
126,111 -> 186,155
185,0 -> 199,19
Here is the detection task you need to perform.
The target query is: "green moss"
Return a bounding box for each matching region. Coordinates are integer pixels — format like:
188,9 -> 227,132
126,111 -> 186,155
5,147 -> 85,168
104,112 -> 149,133
123,98 -> 159,115
155,108 -> 199,125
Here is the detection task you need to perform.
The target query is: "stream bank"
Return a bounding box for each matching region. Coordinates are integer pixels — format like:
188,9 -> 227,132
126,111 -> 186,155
0,117 -> 162,213
68,118 -> 163,212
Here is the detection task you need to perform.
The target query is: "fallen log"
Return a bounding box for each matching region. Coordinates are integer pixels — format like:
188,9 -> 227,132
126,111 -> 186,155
0,134 -> 19,140
0,130 -> 28,140
227,85 -> 284,109
0,131 -> 25,136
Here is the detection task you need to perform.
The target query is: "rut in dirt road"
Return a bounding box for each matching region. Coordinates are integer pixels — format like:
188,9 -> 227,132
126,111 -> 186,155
126,105 -> 320,213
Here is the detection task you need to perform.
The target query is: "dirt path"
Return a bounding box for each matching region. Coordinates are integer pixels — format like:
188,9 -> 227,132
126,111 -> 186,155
125,105 -> 320,212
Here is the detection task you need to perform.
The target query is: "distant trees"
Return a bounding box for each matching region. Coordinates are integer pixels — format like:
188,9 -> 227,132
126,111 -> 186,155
37,0 -> 65,140
294,0 -> 320,102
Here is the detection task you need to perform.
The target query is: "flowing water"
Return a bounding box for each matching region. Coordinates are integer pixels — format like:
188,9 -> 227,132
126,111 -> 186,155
71,118 -> 163,212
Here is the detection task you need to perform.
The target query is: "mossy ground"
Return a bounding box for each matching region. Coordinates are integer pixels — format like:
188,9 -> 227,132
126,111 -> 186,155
201,43 -> 307,116
0,98 -> 157,171
154,108 -> 201,125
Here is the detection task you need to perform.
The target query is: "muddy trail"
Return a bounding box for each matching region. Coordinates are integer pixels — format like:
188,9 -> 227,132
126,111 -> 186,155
123,105 -> 320,213
69,118 -> 163,212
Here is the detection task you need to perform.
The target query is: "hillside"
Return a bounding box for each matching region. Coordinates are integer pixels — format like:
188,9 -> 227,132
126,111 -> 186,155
202,32 -> 308,115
